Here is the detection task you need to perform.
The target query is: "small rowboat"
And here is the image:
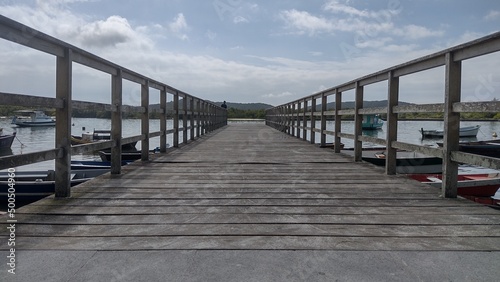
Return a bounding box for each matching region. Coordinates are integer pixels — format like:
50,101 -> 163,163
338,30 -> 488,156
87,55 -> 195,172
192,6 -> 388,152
420,125 -> 480,139
407,173 -> 500,197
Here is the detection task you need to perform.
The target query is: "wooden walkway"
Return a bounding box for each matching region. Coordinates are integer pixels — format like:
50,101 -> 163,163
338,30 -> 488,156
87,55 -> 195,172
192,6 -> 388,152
3,123 -> 500,251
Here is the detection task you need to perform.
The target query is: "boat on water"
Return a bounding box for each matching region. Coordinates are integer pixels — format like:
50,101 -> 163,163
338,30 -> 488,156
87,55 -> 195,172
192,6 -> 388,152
71,129 -> 137,150
0,128 -> 16,150
420,125 -> 480,139
70,160 -> 132,170
437,139 -> 500,158
362,114 -> 383,130
11,110 -> 55,127
341,149 -> 443,174
0,169 -> 108,205
407,173 -> 500,206
98,150 -> 156,161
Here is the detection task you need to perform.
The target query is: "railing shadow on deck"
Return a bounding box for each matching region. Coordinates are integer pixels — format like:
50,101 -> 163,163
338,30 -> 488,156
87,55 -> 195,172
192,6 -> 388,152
0,15 -> 227,197
266,31 -> 500,198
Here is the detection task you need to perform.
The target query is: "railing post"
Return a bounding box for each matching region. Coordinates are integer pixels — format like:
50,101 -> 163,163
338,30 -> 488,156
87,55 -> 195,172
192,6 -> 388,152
160,88 -> 167,153
334,90 -> 342,153
141,80 -> 150,161
183,95 -> 188,144
310,98 -> 316,144
55,47 -> 72,198
190,96 -> 195,141
111,69 -> 123,174
320,93 -> 327,147
354,82 -> 363,162
442,52 -> 461,198
291,103 -> 296,137
386,71 -> 399,175
173,92 -> 179,147
196,99 -> 201,138
303,98 -> 308,141
201,101 -> 206,135
297,101 -> 301,138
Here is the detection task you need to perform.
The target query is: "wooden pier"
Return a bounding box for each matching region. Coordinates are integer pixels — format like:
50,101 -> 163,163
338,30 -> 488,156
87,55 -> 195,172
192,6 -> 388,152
5,123 -> 499,251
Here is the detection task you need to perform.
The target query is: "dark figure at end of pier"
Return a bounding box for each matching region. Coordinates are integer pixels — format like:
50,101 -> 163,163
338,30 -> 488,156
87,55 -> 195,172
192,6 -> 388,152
221,101 -> 227,108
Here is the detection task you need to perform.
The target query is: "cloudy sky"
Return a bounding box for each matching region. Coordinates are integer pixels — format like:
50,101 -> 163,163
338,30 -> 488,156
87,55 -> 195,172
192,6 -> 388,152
0,0 -> 499,106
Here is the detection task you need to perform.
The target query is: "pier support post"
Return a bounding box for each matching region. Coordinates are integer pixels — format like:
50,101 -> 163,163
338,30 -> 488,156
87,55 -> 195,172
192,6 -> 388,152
173,92 -> 179,147
183,95 -> 188,144
111,69 -> 123,174
386,71 -> 399,175
354,82 -> 363,162
442,52 -> 461,198
303,99 -> 308,141
141,80 -> 150,161
55,47 -> 72,198
310,98 -> 316,144
320,93 -> 327,147
160,88 -> 167,153
334,90 -> 342,153
190,96 -> 195,141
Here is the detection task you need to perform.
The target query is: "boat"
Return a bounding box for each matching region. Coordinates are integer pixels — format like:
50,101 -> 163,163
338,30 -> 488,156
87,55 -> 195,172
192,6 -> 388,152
70,160 -> 132,170
437,139 -> 500,158
420,125 -> 480,139
71,129 -> 137,150
98,148 -> 162,161
11,110 -> 55,127
362,114 -> 383,130
0,129 -> 16,150
0,169 -> 108,205
341,149 -> 443,174
407,173 -> 500,206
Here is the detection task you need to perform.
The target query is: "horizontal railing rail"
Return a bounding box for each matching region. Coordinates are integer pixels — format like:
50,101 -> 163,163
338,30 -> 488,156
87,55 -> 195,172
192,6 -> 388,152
0,15 -> 227,197
266,31 -> 500,198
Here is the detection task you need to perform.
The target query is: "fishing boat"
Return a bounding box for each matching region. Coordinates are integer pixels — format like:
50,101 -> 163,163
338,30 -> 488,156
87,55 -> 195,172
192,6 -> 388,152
362,114 -> 383,130
70,160 -> 132,170
0,169 -> 108,205
71,129 -> 137,150
407,173 -> 500,197
11,110 -> 55,127
0,129 -> 16,150
420,125 -> 480,139
437,139 -> 500,158
99,150 -> 143,161
407,173 -> 500,207
341,149 -> 443,174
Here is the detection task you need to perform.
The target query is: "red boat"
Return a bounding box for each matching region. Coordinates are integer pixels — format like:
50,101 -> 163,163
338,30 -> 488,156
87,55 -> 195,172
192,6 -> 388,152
407,173 -> 500,197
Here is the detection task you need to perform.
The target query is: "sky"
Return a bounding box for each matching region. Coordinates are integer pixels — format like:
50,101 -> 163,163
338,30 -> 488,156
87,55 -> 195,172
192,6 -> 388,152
0,0 -> 499,106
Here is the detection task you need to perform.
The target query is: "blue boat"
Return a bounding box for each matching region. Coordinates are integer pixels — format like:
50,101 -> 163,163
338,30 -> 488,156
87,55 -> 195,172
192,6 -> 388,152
0,129 -> 15,150
362,114 -> 383,130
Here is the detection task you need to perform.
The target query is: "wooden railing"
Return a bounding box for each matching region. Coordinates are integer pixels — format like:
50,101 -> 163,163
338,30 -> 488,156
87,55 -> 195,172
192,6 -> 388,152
0,15 -> 227,197
266,31 -> 500,198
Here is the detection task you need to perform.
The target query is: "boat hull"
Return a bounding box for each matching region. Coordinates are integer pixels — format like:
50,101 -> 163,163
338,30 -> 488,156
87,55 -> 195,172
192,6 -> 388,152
407,173 -> 500,197
0,133 -> 15,149
420,125 -> 480,139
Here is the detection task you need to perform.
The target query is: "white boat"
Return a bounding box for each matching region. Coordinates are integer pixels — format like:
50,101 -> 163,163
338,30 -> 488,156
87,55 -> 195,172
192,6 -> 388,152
420,125 -> 480,139
11,110 -> 55,127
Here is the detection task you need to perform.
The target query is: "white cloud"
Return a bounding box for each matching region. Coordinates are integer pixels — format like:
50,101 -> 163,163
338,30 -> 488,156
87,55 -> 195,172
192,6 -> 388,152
279,9 -> 334,35
168,13 -> 189,40
393,25 -> 444,40
262,92 -> 294,98
234,16 -> 249,24
484,10 -> 500,21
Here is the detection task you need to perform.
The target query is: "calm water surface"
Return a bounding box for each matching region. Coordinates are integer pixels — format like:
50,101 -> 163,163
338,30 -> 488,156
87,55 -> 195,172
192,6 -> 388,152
2,117 -> 500,171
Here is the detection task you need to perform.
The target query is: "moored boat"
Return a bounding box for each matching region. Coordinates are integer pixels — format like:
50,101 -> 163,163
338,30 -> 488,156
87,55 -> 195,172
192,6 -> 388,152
0,169 -> 108,206
420,125 -> 480,139
407,173 -> 500,197
341,149 -> 443,174
11,110 -> 55,127
0,129 -> 16,150
362,114 -> 383,130
437,139 -> 500,158
71,129 -> 137,150
70,160 -> 132,170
